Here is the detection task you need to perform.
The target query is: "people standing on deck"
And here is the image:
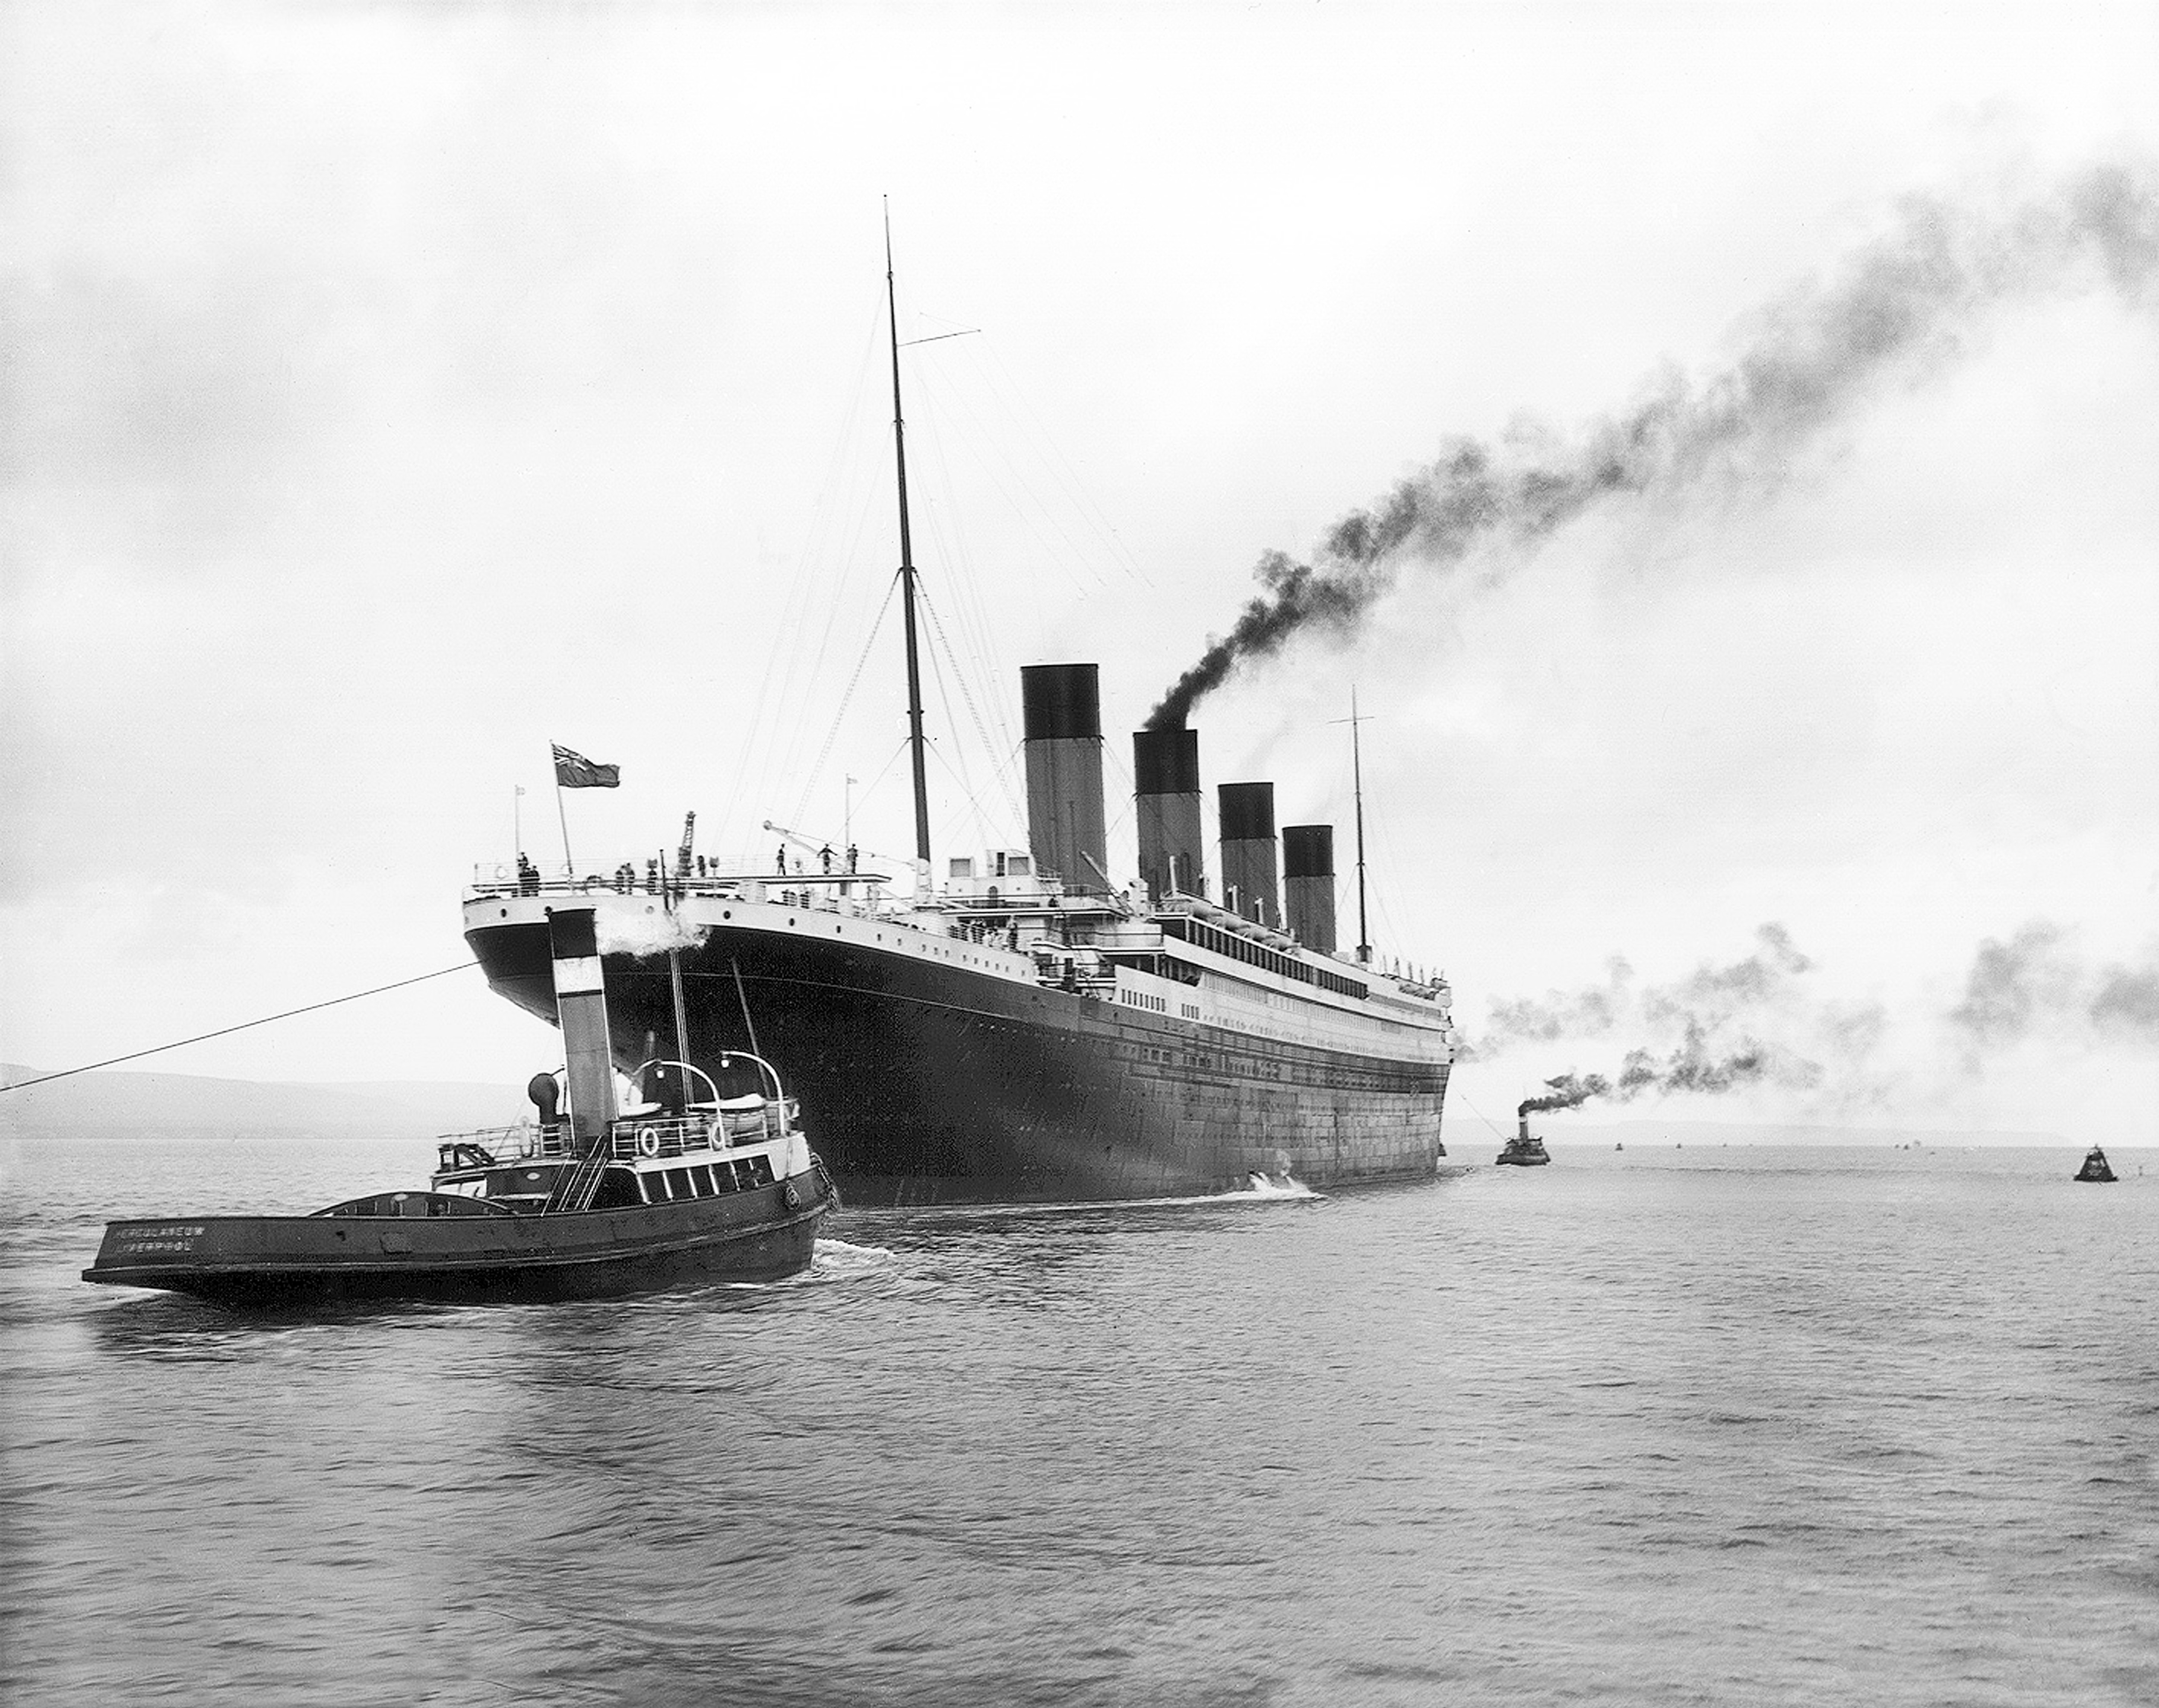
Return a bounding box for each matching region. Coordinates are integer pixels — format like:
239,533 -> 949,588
820,844 -> 834,874
776,845 -> 787,874
847,844 -> 859,873
516,853 -> 540,896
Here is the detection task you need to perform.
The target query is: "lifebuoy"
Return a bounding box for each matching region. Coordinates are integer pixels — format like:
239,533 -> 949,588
635,1128 -> 662,1158
782,1180 -> 802,1209
706,1117 -> 724,1150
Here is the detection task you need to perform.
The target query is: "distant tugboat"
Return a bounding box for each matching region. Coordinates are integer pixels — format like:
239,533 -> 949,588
83,905 -> 836,1305
2074,1145 -> 2118,1184
1497,1115 -> 1551,1167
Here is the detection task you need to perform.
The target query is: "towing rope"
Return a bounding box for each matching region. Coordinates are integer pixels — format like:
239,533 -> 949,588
0,961 -> 481,1094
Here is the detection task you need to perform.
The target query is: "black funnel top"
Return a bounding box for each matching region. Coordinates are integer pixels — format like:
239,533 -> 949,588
1282,824 -> 1335,878
1133,726 -> 1201,796
1218,782 -> 1276,842
1021,664 -> 1102,742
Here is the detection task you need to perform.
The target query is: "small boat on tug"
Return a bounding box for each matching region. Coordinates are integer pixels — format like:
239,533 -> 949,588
83,904 -> 836,1305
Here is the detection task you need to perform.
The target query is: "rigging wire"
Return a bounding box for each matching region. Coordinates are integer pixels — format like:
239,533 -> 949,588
925,740 -> 1027,859
721,302 -> 887,862
976,334 -> 1155,592
906,368 -> 1017,758
0,962 -> 482,1094
917,352 -> 1118,599
917,583 -> 1024,833
787,572 -> 901,832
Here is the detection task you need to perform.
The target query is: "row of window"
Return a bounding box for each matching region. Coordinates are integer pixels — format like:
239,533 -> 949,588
1157,917 -> 1369,1000
642,1155 -> 777,1204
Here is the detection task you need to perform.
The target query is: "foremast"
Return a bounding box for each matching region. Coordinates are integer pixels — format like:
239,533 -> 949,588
884,205 -> 933,882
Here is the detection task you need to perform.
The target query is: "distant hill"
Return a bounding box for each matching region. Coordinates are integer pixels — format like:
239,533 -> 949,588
1507,1118 -> 2070,1148
0,1065 -> 526,1145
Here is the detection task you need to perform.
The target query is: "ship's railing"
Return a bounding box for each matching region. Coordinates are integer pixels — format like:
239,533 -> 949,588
437,1102 -> 797,1171
467,861 -> 891,912
603,1100 -> 797,1161
435,1123 -> 573,1168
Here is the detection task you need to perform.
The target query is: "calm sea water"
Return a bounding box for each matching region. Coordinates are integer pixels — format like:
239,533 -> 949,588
3,1137 -> 2155,1706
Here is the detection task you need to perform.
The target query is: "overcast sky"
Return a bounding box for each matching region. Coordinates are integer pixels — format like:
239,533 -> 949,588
4,2 -> 2154,1140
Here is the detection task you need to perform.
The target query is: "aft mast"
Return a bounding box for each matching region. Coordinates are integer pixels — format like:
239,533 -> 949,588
884,204 -> 934,880
1350,689 -> 1372,965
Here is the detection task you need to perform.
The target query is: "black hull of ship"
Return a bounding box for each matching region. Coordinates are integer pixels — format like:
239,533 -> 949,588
468,917 -> 1450,1206
83,1180 -> 828,1307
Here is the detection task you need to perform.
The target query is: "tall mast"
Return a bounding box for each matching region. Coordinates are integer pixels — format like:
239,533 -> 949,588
1351,688 -> 1371,965
885,204 -> 933,873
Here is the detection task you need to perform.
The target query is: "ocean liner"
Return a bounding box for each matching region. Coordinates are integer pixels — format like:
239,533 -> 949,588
465,241 -> 1457,1206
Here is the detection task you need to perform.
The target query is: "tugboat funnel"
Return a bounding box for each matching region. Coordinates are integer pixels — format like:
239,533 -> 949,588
546,906 -> 618,1146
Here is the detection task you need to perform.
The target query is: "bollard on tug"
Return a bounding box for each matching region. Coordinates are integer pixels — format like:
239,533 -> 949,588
83,905 -> 836,1306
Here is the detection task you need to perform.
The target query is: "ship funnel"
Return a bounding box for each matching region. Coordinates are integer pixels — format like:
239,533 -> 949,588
1519,1112 -> 1530,1142
1133,725 -> 1204,901
1022,663 -> 1109,894
1282,824 -> 1337,953
1219,782 -> 1279,927
546,905 -> 617,1147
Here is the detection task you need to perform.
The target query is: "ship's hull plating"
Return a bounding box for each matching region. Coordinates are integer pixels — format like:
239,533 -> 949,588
83,1176 -> 828,1306
468,909 -> 1451,1205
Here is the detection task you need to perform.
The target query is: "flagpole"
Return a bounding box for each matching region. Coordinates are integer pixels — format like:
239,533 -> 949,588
555,779 -> 574,874
513,785 -> 525,858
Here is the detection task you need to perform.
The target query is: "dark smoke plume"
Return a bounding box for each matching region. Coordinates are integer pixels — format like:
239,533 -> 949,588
1468,924 -> 1823,1061
1949,920 -> 2159,1048
1516,1022 -> 1822,1121
1520,1072 -> 1608,1117
1147,157 -> 2159,729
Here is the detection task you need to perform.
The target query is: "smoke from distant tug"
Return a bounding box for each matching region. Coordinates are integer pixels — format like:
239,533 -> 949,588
1515,1026 -> 1817,1119
1147,157 -> 2159,729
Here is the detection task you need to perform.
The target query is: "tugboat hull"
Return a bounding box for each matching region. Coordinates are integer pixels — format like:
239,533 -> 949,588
83,1171 -> 829,1307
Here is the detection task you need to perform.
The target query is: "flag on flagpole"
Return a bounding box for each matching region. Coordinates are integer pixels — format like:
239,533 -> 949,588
552,744 -> 620,789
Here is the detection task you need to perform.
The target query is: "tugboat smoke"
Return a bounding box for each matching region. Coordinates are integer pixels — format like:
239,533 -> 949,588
1146,156 -> 2159,731
1515,1024 -> 1808,1119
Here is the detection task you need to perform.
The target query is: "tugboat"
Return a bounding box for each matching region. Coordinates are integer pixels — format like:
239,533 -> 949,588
1496,1115 -> 1551,1167
2074,1145 -> 2118,1183
83,904 -> 836,1305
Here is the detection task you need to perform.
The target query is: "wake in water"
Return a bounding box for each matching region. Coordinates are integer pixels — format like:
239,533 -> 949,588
1236,1171 -> 1320,1201
809,1236 -> 898,1279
